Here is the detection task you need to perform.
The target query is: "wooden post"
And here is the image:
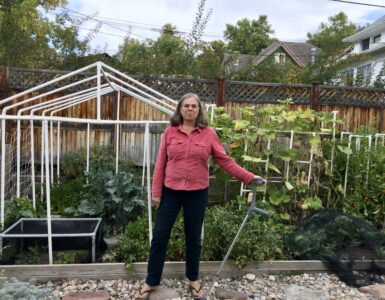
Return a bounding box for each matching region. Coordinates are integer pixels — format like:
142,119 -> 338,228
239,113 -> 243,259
310,81 -> 320,111
216,79 -> 225,107
111,92 -> 117,149
380,107 -> 385,133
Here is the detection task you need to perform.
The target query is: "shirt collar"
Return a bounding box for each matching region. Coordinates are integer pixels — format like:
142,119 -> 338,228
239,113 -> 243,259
178,124 -> 202,133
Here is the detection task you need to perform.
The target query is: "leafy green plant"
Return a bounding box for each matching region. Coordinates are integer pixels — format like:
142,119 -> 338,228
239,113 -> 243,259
113,201 -> 287,269
210,99 -> 342,225
65,170 -> 145,235
4,198 -> 45,228
331,140 -> 385,227
60,145 -> 139,179
50,178 -> 83,216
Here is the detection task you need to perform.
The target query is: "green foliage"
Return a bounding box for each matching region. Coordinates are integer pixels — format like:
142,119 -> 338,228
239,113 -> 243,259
224,17 -> 274,55
304,12 -> 368,84
152,24 -> 194,76
65,170 -> 144,235
192,40 -> 226,79
54,146 -> 143,233
14,245 -> 47,265
0,0 -> 93,69
0,276 -> 58,300
111,215 -> 150,272
332,140 -> 385,227
201,201 -> 287,267
4,198 -> 45,228
307,12 -> 356,54
373,62 -> 385,88
50,178 -> 83,216
117,38 -> 154,75
210,100 -> 345,224
60,145 -> 137,179
113,202 -> 286,269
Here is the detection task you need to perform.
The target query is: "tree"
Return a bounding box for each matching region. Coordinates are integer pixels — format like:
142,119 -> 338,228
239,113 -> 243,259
303,12 -> 364,84
373,62 -> 385,88
116,38 -> 153,75
0,0 -> 94,69
151,23 -> 193,76
192,40 -> 226,79
307,12 -> 357,53
224,16 -> 274,55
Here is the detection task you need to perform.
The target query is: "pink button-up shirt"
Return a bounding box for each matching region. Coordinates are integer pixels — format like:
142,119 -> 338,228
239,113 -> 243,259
152,125 -> 255,197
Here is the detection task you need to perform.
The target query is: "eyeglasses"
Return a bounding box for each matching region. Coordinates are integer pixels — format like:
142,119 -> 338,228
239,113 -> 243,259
182,104 -> 198,109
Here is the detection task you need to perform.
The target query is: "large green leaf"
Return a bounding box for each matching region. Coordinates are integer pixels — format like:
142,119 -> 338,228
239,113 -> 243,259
337,145 -> 353,155
268,162 -> 281,174
304,196 -> 323,210
242,155 -> 264,163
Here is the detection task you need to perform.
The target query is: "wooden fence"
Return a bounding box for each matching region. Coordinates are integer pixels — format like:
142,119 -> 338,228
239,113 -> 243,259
0,66 -> 384,164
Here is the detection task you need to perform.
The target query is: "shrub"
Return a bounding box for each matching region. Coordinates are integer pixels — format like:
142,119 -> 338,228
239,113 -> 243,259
113,200 -> 287,269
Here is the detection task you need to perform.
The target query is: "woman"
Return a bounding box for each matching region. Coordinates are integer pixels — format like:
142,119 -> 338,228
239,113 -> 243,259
135,93 -> 264,299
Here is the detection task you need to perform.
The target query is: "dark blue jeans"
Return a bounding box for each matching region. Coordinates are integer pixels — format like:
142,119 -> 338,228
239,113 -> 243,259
146,186 -> 208,286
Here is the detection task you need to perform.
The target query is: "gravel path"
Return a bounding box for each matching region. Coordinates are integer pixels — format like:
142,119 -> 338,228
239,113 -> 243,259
41,273 -> 379,299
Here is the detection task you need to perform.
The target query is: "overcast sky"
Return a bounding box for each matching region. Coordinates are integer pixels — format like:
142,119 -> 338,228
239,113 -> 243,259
59,0 -> 385,54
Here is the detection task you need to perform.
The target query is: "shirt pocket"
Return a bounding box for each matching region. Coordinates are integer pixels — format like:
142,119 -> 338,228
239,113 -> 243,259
167,139 -> 185,159
190,141 -> 210,160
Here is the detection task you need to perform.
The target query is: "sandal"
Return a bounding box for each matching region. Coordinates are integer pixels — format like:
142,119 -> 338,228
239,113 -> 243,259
134,287 -> 154,300
189,284 -> 205,299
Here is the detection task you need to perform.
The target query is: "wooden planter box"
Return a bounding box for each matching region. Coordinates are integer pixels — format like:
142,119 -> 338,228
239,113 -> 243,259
1,260 -> 384,282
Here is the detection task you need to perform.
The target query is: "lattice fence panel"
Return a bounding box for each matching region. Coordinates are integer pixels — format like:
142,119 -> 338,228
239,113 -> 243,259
319,86 -> 385,108
8,68 -> 217,103
224,81 -> 312,104
8,68 -> 97,93
132,76 -> 217,102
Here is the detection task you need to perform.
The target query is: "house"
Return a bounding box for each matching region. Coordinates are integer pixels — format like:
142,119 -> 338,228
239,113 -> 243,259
226,41 -> 319,72
343,15 -> 385,86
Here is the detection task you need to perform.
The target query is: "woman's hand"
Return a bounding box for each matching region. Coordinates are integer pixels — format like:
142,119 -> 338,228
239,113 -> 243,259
152,196 -> 161,209
253,175 -> 266,185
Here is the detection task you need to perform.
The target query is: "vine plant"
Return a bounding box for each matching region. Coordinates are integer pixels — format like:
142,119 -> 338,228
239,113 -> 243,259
210,99 -> 343,225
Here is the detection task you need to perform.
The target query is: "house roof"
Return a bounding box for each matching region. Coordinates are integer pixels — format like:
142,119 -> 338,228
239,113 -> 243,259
226,41 -> 319,70
343,15 -> 385,42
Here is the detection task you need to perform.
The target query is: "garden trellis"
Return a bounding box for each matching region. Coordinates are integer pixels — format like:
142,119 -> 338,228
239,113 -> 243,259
0,62 -> 178,264
239,111 -> 339,199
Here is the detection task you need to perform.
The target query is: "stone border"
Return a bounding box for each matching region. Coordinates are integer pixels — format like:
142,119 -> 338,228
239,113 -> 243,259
1,260 -> 384,282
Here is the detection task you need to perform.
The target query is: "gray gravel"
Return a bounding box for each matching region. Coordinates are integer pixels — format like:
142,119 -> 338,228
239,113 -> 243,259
39,273 -> 380,299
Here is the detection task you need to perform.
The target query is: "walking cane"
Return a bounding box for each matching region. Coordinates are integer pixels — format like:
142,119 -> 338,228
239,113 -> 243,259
205,178 -> 269,299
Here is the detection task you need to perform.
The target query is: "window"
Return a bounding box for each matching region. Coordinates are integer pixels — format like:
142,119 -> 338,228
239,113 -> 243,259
357,63 -> 372,85
345,69 -> 354,86
275,53 -> 286,64
361,38 -> 370,51
373,34 -> 381,43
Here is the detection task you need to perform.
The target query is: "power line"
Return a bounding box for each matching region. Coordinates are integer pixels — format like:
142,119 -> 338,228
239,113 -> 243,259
60,7 -> 152,40
329,0 -> 385,8
53,7 -> 224,39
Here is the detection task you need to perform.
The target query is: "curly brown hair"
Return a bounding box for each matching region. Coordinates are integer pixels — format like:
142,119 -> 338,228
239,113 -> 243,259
169,93 -> 209,128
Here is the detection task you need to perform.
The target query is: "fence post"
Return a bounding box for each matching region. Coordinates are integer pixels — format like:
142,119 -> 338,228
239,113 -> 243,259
310,81 -> 319,111
216,79 -> 225,107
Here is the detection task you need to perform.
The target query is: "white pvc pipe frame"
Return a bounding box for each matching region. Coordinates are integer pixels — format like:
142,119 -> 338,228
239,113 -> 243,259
0,62 -> 179,264
1,115 -> 169,264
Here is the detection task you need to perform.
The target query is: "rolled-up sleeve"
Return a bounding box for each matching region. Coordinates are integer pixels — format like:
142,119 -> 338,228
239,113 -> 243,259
152,130 -> 168,197
210,128 -> 255,185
